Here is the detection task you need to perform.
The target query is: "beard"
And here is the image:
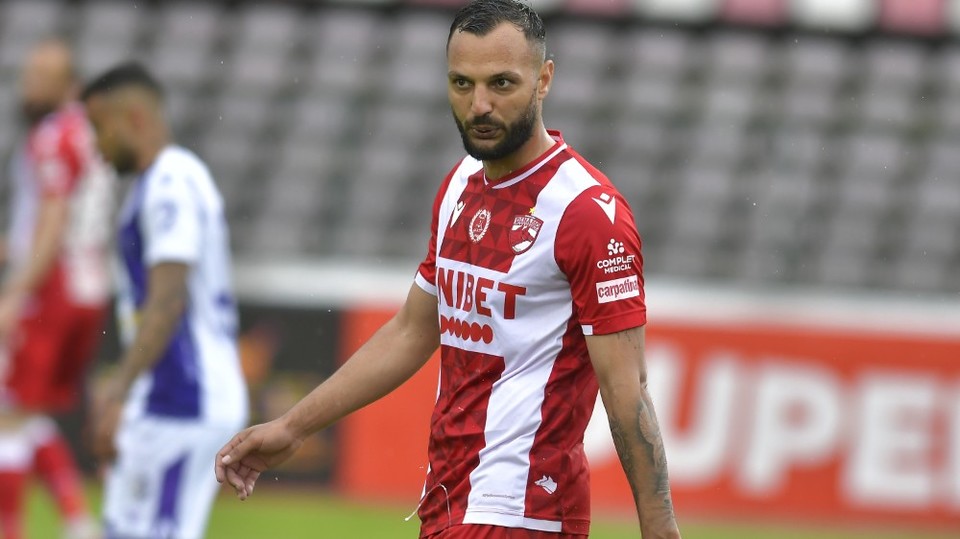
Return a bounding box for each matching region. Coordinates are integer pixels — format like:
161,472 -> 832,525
111,146 -> 139,175
20,101 -> 56,126
454,92 -> 539,162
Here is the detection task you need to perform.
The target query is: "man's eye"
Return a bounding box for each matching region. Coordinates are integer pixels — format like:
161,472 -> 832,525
454,79 -> 470,89
495,79 -> 510,88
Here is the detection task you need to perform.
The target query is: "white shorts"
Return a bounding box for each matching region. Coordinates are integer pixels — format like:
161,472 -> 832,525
103,415 -> 242,539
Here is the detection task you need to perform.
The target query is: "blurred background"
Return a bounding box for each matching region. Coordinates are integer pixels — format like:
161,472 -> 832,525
2,0 -> 960,538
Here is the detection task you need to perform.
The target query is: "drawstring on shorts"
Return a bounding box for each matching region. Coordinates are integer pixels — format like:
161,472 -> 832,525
404,482 -> 452,530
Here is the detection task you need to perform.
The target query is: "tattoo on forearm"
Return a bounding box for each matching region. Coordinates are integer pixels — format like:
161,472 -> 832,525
609,389 -> 676,521
637,394 -> 670,496
608,417 -> 637,495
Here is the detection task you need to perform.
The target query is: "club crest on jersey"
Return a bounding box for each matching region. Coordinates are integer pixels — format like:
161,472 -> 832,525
469,208 -> 492,243
509,214 -> 543,254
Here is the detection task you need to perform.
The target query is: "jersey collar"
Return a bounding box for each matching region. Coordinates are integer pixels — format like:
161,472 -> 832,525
486,130 -> 568,190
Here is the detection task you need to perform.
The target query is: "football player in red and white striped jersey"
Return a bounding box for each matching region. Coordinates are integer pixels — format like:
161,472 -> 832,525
0,39 -> 113,539
217,2 -> 681,538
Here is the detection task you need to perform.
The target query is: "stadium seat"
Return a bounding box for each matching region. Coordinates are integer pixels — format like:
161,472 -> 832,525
856,87 -> 918,129
915,174 -> 960,215
721,0 -> 788,25
892,251 -> 948,292
284,94 -> 351,145
620,116 -> 671,153
236,3 -> 300,46
627,28 -> 697,76
635,0 -> 720,23
769,127 -> 829,172
879,0 -> 945,35
686,120 -> 749,167
824,206 -> 884,254
307,9 -> 383,95
738,245 -> 793,284
930,90 -> 960,135
792,0 -> 876,31
781,35 -> 850,85
246,214 -> 311,257
816,247 -> 873,288
862,40 -> 928,91
623,76 -> 686,119
921,139 -> 960,179
552,22 -> 613,63
700,81 -> 758,123
211,94 -> 274,136
704,32 -> 771,81
839,131 -> 908,178
901,213 -> 957,258
777,82 -> 839,127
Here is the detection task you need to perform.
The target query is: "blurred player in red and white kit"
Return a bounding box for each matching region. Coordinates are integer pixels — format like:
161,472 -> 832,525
217,1 -> 681,538
0,40 -> 113,539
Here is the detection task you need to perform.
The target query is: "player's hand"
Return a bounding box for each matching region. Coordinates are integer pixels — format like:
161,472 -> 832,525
90,386 -> 124,463
215,418 -> 304,500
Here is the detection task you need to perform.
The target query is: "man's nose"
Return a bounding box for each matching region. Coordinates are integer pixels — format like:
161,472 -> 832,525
470,86 -> 493,117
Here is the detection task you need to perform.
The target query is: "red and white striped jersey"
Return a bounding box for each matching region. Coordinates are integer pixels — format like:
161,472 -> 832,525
414,131 -> 646,536
7,103 -> 114,306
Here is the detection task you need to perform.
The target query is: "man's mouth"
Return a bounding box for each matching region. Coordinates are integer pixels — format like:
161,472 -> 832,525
470,125 -> 500,139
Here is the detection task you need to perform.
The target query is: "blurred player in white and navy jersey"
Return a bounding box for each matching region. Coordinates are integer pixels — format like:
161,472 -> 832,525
217,1 -> 681,538
81,63 -> 248,539
0,39 -> 113,539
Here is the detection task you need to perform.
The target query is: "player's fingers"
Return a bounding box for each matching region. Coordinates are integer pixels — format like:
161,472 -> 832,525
224,464 -> 247,498
219,429 -> 258,467
241,466 -> 261,499
214,436 -> 241,483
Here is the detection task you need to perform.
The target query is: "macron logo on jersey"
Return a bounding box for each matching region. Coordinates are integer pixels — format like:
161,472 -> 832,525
592,192 -> 616,224
596,275 -> 640,304
449,200 -> 466,228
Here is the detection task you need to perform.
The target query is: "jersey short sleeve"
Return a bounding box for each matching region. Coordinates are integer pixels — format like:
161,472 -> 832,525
32,121 -> 84,198
142,172 -> 202,266
415,161 -> 463,296
555,185 -> 646,336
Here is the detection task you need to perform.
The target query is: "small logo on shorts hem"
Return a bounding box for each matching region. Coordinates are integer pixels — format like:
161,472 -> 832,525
535,475 -> 558,495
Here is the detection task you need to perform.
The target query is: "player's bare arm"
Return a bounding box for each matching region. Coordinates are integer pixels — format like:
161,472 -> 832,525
0,195 -> 69,338
91,262 -> 190,461
216,283 -> 440,499
586,326 -> 681,539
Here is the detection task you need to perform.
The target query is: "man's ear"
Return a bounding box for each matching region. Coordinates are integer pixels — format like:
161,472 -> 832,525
538,59 -> 554,99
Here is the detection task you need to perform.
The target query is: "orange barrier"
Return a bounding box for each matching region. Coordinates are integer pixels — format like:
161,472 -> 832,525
337,306 -> 437,503
337,306 -> 960,529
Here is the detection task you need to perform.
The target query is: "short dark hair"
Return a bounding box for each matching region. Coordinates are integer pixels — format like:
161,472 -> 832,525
447,0 -> 546,60
81,61 -> 164,102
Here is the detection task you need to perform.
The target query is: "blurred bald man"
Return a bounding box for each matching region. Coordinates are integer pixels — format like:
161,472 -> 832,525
0,40 -> 114,539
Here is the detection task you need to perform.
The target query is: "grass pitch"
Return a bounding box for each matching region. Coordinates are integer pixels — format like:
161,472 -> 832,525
26,484 -> 956,538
